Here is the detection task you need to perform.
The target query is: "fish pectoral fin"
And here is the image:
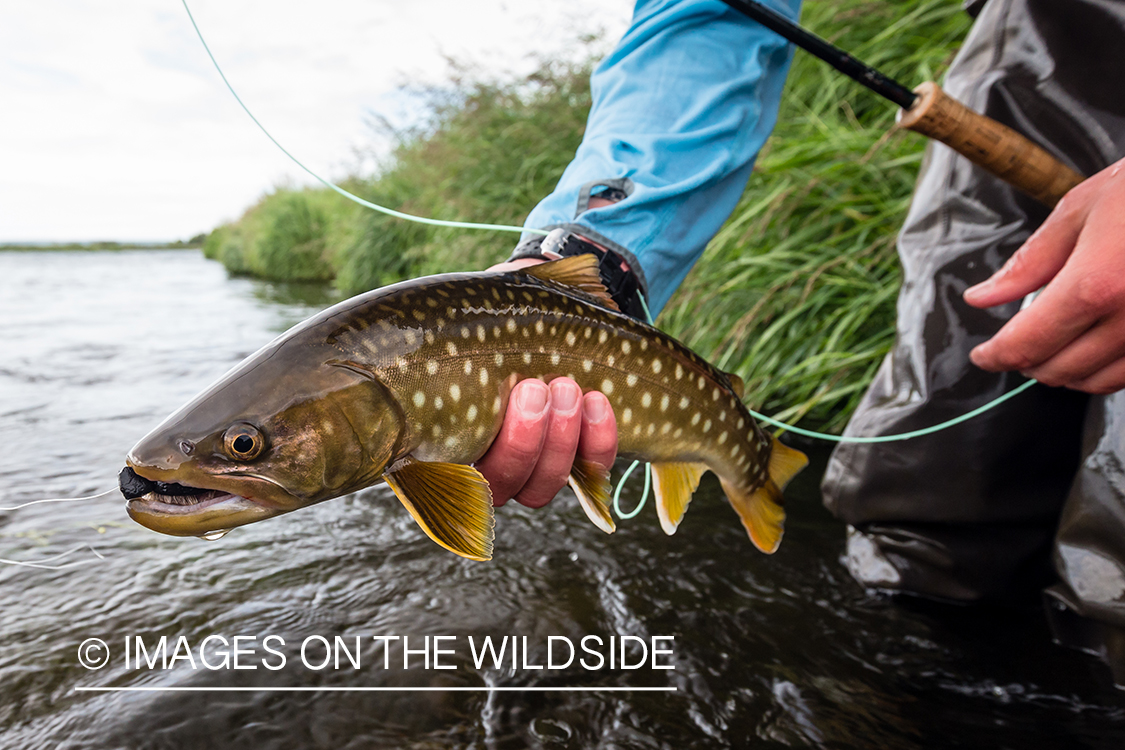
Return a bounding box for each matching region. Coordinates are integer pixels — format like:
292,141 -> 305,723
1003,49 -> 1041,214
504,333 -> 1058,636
718,438 -> 807,555
519,255 -> 620,312
383,458 -> 495,561
568,458 -> 615,534
651,461 -> 709,535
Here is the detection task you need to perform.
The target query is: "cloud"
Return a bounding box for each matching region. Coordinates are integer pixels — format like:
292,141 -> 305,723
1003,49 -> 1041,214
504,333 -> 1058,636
0,0 -> 630,242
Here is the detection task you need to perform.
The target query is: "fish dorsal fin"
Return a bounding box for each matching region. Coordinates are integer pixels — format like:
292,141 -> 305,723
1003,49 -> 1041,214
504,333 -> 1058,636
651,461 -> 709,535
568,458 -> 616,534
519,255 -> 620,312
383,457 -> 495,561
725,372 -> 745,399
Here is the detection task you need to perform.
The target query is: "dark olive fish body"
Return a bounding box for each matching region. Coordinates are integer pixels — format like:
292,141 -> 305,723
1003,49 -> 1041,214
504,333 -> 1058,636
124,256 -> 806,559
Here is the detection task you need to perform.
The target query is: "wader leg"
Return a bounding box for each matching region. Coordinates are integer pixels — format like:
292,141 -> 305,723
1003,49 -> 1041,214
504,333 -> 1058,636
821,0 -> 1125,684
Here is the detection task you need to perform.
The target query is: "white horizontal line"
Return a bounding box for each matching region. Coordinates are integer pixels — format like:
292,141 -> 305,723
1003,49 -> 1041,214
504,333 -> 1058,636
74,686 -> 676,693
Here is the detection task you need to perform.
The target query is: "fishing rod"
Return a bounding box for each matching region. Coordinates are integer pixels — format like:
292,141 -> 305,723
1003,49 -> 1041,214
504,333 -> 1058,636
722,0 -> 1084,207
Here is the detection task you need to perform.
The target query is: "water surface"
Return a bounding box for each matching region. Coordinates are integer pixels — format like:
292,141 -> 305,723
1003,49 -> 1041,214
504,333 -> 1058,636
1,250 -> 1122,749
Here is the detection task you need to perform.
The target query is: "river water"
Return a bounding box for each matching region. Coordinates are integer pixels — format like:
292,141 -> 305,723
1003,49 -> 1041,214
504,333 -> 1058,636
0,249 -> 1122,749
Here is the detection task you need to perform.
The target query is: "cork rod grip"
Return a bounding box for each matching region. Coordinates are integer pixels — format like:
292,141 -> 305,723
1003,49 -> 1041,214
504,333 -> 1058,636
896,82 -> 1084,207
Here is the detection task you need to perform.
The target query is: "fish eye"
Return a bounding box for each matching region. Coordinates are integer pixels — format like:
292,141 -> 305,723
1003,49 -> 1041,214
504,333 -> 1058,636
223,424 -> 265,461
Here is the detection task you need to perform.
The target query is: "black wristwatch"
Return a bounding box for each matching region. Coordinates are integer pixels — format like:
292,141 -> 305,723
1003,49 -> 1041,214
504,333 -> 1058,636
510,228 -> 648,321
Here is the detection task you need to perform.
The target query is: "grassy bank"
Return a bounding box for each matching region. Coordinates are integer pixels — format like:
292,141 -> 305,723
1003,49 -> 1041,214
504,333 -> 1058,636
205,0 -> 972,431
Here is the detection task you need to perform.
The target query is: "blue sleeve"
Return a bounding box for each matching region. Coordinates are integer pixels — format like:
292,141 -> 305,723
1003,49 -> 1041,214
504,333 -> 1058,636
522,0 -> 802,314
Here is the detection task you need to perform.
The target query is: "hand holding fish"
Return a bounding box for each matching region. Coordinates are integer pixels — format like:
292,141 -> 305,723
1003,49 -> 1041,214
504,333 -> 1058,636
966,155 -> 1125,394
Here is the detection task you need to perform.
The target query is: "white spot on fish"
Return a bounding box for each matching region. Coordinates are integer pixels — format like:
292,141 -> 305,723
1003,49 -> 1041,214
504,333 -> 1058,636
606,355 -> 616,367
660,394 -> 669,411
467,404 -> 478,422
601,379 -> 614,396
718,432 -> 728,445
463,359 -> 472,374
413,392 -> 426,408
492,396 -> 502,414
550,352 -> 561,366
738,417 -> 745,429
424,330 -> 435,344
622,407 -> 633,424
522,352 -> 533,365
691,412 -> 701,425
679,396 -> 690,410
582,359 -> 593,372
626,374 -> 638,387
493,326 -> 501,338
461,326 -> 471,339
712,387 -> 721,401
447,342 -> 459,356
432,424 -> 442,437
640,340 -> 649,351
675,364 -> 683,380
703,419 -> 712,433
652,359 -> 662,374
535,321 -> 545,335
475,425 -> 487,439
641,392 -> 652,408
598,330 -> 608,344
506,319 -> 517,334
445,436 -> 459,448
698,376 -> 706,389
566,331 -> 577,346
477,325 -> 486,343
426,360 -> 439,375
449,384 -> 461,402
633,425 -> 642,436
730,445 -> 739,458
495,353 -> 504,367
673,427 -> 683,438
661,423 -> 671,435
584,328 -> 592,339
404,330 -> 417,346
621,341 -> 631,354
646,423 -> 655,436
434,396 -> 444,410
480,369 -> 489,386
396,357 -> 409,371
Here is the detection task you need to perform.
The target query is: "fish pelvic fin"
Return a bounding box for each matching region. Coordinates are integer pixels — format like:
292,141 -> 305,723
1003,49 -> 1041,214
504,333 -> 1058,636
719,437 -> 807,554
519,255 -> 620,312
569,458 -> 616,534
651,461 -> 710,535
383,457 -> 495,561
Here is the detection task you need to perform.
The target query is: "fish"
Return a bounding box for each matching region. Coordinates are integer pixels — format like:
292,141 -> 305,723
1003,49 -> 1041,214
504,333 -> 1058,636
121,255 -> 807,560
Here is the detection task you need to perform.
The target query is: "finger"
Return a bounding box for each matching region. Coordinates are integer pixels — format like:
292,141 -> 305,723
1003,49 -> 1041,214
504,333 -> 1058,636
1069,357 -> 1125,395
514,378 -> 583,508
576,391 -> 617,470
1023,314 -> 1125,388
513,379 -> 583,508
475,379 -> 550,506
970,280 -> 1099,373
964,184 -> 1093,309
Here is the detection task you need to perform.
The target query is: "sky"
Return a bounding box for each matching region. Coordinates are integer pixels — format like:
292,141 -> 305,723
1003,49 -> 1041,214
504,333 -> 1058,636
1,0 -> 632,243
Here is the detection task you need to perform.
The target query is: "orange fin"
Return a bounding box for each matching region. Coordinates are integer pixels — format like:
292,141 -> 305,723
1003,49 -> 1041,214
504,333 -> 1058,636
720,477 -> 787,554
768,435 -> 808,492
651,461 -> 709,535
719,437 -> 807,554
568,458 -> 616,534
519,255 -> 620,312
383,457 -> 495,561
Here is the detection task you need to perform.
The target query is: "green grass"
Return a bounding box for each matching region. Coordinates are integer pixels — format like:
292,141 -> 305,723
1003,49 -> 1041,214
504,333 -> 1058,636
204,0 -> 972,433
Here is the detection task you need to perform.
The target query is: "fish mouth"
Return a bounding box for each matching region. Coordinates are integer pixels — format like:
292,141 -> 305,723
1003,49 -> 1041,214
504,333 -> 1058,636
120,466 -> 277,537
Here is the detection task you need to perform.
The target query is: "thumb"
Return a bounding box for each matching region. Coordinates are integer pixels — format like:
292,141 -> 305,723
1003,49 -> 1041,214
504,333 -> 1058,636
964,193 -> 1089,309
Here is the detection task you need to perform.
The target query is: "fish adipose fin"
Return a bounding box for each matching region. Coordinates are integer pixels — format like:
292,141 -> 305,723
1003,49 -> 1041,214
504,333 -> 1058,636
652,461 -> 709,535
720,437 -> 808,554
520,255 -> 621,312
568,458 -> 616,534
383,458 -> 495,561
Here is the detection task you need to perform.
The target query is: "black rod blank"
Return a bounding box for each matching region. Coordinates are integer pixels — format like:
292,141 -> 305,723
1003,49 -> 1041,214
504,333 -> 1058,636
721,0 -> 919,110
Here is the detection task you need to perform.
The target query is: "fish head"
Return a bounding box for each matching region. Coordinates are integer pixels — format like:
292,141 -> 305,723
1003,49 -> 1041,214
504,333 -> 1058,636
123,348 -> 403,538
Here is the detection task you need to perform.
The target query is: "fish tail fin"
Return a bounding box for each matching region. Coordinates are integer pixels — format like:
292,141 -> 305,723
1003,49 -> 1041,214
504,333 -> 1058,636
569,458 -> 616,533
651,461 -> 709,535
720,436 -> 807,554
